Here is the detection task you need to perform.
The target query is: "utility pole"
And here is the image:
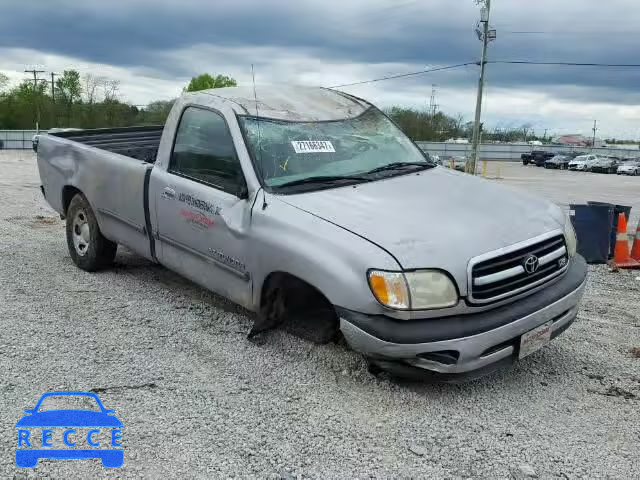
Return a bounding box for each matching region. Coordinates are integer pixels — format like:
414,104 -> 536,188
25,69 -> 46,131
49,72 -> 58,103
543,128 -> 548,143
49,72 -> 59,128
592,120 -> 598,149
428,84 -> 438,117
467,0 -> 495,174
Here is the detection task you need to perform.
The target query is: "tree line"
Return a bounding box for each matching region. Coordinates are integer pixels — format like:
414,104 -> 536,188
0,69 -> 541,142
0,71 -> 238,131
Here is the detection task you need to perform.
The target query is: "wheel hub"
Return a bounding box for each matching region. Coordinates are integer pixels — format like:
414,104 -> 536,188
72,210 -> 90,256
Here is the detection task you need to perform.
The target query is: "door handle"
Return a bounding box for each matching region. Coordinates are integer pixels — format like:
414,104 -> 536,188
161,187 -> 176,199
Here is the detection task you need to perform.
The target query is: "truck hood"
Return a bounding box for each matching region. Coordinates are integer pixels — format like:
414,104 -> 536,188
276,167 -> 565,294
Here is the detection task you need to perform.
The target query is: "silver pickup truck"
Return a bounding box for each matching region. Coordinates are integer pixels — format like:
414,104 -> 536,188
37,85 -> 587,380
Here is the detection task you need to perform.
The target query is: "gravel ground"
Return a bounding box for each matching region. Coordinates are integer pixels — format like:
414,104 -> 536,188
0,151 -> 639,478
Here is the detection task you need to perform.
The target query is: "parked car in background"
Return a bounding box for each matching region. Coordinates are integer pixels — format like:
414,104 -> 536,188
448,156 -> 468,171
522,150 -> 555,166
569,154 -> 597,171
544,155 -> 571,170
585,156 -> 604,172
590,157 -> 621,174
532,150 -> 557,167
617,160 -> 640,176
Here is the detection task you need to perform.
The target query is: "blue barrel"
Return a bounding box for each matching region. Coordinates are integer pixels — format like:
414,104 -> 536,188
587,202 -> 632,258
570,204 -> 614,264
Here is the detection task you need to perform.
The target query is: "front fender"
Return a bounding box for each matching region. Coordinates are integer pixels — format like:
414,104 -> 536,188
249,195 -> 401,314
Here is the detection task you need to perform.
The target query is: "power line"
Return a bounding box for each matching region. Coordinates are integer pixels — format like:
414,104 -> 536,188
328,62 -> 475,88
329,59 -> 640,91
502,30 -> 639,36
489,60 -> 640,67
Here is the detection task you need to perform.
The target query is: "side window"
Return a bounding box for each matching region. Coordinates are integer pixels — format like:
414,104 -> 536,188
170,107 -> 244,195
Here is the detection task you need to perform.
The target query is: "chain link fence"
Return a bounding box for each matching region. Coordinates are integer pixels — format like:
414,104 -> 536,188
0,130 -> 38,150
2,130 -> 639,159
416,141 -> 640,161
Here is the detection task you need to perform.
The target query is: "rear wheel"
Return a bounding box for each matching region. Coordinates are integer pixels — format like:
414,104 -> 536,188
66,194 -> 117,271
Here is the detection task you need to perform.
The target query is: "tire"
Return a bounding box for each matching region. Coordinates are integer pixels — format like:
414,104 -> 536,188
66,193 -> 117,271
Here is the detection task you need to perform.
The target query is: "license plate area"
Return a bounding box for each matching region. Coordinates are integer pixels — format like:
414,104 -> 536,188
519,321 -> 552,359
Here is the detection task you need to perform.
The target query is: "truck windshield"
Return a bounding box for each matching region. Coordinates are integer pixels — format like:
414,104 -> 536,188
239,107 -> 432,189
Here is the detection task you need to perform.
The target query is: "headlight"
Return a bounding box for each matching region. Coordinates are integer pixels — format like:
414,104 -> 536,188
565,220 -> 577,257
368,270 -> 458,310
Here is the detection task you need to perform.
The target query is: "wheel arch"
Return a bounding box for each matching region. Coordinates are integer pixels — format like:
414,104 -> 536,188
61,185 -> 83,217
259,271 -> 334,310
252,270 -> 340,342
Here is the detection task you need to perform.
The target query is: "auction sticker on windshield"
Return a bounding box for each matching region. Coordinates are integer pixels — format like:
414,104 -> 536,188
291,140 -> 335,153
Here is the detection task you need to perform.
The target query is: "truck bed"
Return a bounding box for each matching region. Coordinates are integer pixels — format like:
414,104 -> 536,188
37,126 -> 163,262
51,126 -> 163,163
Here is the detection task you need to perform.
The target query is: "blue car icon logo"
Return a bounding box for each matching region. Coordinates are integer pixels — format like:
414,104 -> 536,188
15,391 -> 123,468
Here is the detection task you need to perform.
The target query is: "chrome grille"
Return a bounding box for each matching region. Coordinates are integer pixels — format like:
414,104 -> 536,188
469,234 -> 568,304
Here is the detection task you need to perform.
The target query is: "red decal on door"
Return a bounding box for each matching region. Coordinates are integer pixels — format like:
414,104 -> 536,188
180,209 -> 214,229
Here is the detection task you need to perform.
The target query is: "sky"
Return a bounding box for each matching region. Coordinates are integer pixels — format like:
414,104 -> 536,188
1,0 -> 639,139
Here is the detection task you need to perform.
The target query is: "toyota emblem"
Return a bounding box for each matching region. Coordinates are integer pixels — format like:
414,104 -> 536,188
523,255 -> 540,274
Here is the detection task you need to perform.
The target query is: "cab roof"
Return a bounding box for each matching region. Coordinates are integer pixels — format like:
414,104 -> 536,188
184,85 -> 371,122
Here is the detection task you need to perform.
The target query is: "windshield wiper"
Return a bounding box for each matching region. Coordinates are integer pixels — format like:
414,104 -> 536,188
275,175 -> 370,189
365,162 -> 433,175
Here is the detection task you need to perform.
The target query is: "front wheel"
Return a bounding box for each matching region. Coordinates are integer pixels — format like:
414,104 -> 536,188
66,194 -> 117,271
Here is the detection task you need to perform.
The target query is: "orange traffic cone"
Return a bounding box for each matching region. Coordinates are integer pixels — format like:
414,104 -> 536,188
630,219 -> 640,262
614,213 -> 640,269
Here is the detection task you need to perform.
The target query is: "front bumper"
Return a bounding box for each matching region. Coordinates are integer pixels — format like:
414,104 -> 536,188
339,255 -> 587,378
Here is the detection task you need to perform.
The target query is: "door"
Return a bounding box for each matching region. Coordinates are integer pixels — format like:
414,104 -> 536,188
151,106 -> 253,308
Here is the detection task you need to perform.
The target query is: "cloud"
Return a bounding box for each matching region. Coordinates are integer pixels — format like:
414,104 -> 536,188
0,0 -> 639,137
